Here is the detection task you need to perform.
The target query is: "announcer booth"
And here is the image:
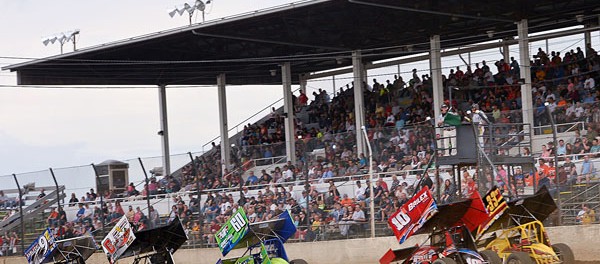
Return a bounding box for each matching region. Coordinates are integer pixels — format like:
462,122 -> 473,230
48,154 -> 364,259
95,160 -> 129,195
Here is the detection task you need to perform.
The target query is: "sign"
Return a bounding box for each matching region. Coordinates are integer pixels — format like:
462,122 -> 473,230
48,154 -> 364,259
216,207 -> 249,256
101,215 -> 136,262
24,228 -> 57,264
477,187 -> 508,237
388,186 -> 438,244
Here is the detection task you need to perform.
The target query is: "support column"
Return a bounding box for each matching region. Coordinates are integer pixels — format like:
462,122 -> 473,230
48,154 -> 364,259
502,41 -> 510,63
332,75 -> 337,96
430,35 -> 444,119
299,74 -> 307,94
282,62 -> 297,165
352,51 -> 367,156
584,29 -> 592,57
158,85 -> 171,176
518,19 -> 534,127
217,74 -> 231,175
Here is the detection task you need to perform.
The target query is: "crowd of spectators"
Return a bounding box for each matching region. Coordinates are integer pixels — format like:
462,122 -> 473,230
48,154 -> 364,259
2,44 -> 599,250
164,43 -> 600,242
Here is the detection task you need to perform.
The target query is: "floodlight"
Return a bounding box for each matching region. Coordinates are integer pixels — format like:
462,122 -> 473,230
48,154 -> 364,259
195,0 -> 205,11
41,29 -> 80,54
169,1 -> 210,24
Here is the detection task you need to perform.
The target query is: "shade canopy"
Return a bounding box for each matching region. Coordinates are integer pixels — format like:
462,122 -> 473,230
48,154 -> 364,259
4,0 -> 599,86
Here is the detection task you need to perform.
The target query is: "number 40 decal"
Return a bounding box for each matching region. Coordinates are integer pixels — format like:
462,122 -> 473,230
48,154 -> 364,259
391,212 -> 410,230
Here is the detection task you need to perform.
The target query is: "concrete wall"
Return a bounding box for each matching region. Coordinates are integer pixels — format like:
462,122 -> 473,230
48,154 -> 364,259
2,224 -> 599,264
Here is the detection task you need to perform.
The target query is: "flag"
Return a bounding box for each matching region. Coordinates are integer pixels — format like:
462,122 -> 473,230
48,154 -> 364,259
443,112 -> 462,126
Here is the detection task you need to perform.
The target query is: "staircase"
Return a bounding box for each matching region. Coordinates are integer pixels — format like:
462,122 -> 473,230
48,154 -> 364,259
558,182 -> 600,225
0,186 -> 66,233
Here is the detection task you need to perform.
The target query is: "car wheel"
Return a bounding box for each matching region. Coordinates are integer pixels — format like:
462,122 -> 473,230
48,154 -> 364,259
480,250 -> 502,264
552,243 -> 575,264
506,252 -> 534,264
432,257 -> 458,264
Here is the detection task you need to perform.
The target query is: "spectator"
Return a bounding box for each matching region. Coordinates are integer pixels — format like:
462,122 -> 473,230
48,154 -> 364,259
579,155 -> 595,183
245,171 -> 259,186
440,179 -> 456,203
127,183 -> 140,196
576,204 -> 596,225
37,189 -> 46,200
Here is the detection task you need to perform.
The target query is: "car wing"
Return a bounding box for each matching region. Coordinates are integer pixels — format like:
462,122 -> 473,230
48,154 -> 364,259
479,185 -> 556,234
379,246 -> 419,264
416,191 -> 488,236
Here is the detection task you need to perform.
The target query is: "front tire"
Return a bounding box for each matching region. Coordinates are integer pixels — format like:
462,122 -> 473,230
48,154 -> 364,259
552,243 -> 575,264
506,252 -> 534,264
480,250 -> 502,264
432,257 -> 458,264
289,259 -> 308,264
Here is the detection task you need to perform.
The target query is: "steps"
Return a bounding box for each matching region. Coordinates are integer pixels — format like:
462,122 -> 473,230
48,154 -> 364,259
558,182 -> 600,225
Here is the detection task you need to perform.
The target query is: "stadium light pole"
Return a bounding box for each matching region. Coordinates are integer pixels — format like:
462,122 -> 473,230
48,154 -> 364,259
360,126 -> 375,238
544,102 -> 562,225
42,29 -> 80,54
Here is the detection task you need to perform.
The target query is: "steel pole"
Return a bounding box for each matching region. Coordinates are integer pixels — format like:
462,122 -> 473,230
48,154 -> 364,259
546,105 -> 562,225
48,168 -> 62,212
12,174 -> 25,253
138,158 -> 152,218
188,152 -> 203,246
361,126 -> 375,238
91,164 -> 105,236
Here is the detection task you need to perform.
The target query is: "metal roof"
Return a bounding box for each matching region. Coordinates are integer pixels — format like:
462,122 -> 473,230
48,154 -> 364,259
3,0 -> 599,86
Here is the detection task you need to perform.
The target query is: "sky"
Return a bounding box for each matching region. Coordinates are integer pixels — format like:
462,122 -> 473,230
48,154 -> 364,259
0,0 -> 597,182
0,0 -> 302,177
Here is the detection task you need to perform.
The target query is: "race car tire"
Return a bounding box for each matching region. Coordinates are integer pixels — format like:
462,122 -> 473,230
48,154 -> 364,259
552,243 -> 575,264
432,257 -> 457,264
480,249 -> 502,264
271,257 -> 290,264
506,252 -> 534,264
289,259 -> 308,264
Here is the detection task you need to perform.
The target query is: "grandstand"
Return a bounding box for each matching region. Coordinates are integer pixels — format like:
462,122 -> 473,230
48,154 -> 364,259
2,0 -> 600,259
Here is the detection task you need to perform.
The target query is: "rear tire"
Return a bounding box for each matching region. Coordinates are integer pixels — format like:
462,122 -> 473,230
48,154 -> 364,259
271,258 -> 290,264
506,252 -> 534,264
289,259 -> 308,264
432,257 -> 457,264
480,250 -> 502,264
552,243 -> 575,264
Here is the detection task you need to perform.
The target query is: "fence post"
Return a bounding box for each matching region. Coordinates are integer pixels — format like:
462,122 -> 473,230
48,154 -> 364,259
91,164 -> 105,237
48,168 -> 62,212
137,158 -> 152,219
12,174 -> 25,254
188,152 -> 203,246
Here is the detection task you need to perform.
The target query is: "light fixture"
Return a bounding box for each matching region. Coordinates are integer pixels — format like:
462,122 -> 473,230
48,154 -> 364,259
270,69 -> 277,76
336,57 -> 343,65
168,1 -> 210,25
41,29 -> 80,54
576,14 -> 584,23
406,45 -> 414,52
486,30 -> 494,38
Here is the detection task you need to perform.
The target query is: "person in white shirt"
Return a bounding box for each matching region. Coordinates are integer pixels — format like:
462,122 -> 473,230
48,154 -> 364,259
283,165 -> 294,182
437,104 -> 457,155
354,181 -> 366,201
584,74 -> 595,90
